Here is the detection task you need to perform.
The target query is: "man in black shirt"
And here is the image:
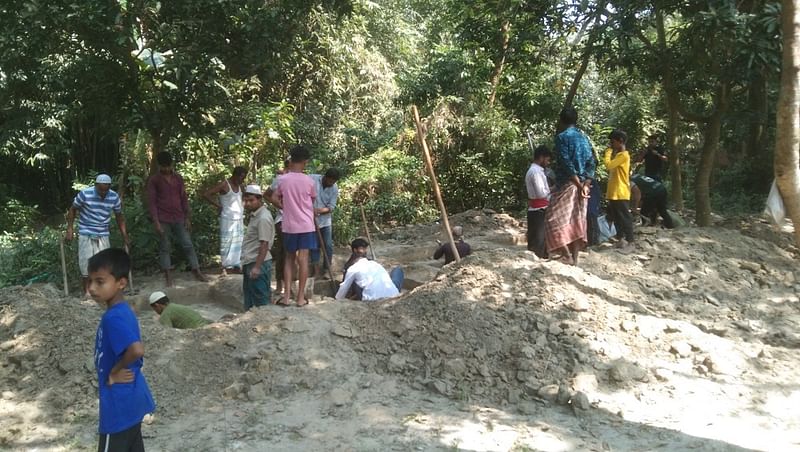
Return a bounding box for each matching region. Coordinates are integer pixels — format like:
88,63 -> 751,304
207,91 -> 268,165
636,135 -> 668,181
631,175 -> 674,228
433,226 -> 472,264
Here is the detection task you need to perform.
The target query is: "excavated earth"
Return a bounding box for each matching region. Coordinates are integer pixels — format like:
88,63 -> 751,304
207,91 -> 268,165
2,210 -> 800,451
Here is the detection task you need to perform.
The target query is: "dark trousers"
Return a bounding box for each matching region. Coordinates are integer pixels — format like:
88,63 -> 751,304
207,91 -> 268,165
607,200 -> 634,242
642,192 -> 674,228
243,260 -> 272,309
586,213 -> 600,246
98,422 -> 144,452
271,222 -> 285,283
158,222 -> 200,270
526,209 -> 547,258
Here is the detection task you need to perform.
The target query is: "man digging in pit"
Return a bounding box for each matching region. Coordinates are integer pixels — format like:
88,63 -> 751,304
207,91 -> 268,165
433,225 -> 472,264
65,174 -> 130,297
336,238 -> 403,301
545,106 -> 596,266
148,291 -> 210,329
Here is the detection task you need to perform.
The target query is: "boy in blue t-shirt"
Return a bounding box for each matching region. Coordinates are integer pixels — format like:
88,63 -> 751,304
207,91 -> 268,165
88,248 -> 155,451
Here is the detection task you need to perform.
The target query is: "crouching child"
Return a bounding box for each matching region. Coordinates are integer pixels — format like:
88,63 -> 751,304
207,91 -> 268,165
88,248 -> 156,451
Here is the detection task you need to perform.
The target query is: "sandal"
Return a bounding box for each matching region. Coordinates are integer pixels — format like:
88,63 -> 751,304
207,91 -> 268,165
274,295 -> 291,307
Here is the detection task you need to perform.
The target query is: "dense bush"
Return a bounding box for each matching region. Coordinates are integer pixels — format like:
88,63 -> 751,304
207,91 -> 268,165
0,227 -> 75,289
0,197 -> 40,234
334,145 -> 438,244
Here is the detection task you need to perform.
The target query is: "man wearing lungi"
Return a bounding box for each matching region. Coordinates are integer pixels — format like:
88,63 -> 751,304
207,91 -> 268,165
545,106 -> 596,266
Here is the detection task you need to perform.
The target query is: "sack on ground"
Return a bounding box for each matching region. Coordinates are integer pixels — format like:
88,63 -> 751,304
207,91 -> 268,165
764,180 -> 786,225
597,215 -> 616,243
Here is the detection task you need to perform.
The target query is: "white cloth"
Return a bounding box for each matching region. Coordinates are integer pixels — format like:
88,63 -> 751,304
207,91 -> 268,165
78,235 -> 111,276
219,180 -> 244,220
335,259 -> 399,301
219,180 -> 244,268
525,163 -> 550,210
219,216 -> 244,268
311,174 -> 338,228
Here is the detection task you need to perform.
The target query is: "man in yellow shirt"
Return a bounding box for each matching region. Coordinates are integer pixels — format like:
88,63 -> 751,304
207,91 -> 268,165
603,129 -> 634,252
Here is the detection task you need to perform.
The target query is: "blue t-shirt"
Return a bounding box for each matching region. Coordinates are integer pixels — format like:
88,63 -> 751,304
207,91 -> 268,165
73,187 -> 122,237
555,126 -> 596,186
94,302 -> 155,434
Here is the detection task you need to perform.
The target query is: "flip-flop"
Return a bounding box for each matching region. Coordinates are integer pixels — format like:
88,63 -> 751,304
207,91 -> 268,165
274,295 -> 291,307
296,300 -> 309,307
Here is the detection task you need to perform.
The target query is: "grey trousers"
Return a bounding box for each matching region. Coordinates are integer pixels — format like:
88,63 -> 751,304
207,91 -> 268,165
159,222 -> 200,271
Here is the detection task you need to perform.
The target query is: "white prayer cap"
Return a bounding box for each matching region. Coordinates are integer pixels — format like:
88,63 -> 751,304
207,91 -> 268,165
149,291 -> 167,305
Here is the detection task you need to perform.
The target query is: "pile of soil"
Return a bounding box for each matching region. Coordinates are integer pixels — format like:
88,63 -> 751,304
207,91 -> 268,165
2,210 -> 800,451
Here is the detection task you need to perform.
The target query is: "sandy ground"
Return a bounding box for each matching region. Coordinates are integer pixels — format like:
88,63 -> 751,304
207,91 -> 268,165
2,210 -> 800,451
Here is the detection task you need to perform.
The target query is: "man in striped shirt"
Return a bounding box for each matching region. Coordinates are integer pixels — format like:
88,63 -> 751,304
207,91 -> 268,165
66,174 -> 130,296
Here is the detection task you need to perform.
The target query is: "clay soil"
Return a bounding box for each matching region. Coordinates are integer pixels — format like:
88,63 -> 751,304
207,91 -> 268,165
2,210 -> 800,451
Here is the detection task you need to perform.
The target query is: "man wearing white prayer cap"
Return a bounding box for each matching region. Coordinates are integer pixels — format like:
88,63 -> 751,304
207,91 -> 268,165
66,174 -> 130,296
241,184 -> 275,309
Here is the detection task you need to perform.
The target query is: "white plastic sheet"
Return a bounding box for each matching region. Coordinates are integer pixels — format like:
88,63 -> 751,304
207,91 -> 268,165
765,180 -> 786,225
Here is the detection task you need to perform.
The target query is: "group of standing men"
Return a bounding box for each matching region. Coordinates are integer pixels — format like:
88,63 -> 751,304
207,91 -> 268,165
66,146 -> 341,309
525,107 -> 674,266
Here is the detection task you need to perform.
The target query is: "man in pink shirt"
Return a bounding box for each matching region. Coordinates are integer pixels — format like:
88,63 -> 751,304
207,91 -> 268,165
271,145 -> 317,306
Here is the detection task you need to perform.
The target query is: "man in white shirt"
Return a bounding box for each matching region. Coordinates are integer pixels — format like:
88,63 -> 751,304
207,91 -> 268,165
525,145 -> 552,258
335,238 -> 402,301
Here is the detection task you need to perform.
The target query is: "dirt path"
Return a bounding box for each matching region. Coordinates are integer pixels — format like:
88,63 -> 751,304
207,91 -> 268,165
2,211 -> 799,451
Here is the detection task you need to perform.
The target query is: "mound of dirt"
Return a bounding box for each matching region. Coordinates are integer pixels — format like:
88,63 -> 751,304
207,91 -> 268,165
3,211 -> 800,451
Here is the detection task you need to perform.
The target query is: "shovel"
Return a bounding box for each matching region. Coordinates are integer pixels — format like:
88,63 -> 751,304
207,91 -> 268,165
124,244 -> 135,293
59,236 -> 69,297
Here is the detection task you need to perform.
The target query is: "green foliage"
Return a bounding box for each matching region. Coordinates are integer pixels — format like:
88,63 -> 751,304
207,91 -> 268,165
338,145 -> 437,232
0,227 -> 76,289
0,197 -> 40,234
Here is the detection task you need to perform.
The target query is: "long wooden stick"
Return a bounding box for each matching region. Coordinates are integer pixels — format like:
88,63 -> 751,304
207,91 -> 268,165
359,205 -> 377,260
314,221 -> 336,282
411,105 -> 460,263
124,244 -> 135,292
59,236 -> 69,296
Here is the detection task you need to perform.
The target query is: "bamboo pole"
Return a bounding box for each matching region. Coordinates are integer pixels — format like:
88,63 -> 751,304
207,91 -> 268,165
359,205 -> 377,260
124,244 -> 135,292
314,220 -> 336,282
59,236 -> 69,297
411,105 -> 460,263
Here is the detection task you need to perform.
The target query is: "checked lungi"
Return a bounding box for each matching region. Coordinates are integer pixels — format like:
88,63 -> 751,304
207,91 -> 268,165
545,184 -> 588,253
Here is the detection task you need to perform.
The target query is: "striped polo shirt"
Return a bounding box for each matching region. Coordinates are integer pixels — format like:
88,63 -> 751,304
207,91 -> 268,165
73,187 -> 122,236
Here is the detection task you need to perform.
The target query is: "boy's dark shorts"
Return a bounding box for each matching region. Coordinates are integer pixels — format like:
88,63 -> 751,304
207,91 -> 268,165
282,231 -> 318,253
98,422 -> 144,452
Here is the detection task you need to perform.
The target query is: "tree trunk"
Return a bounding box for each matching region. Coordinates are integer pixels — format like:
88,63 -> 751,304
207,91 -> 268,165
694,84 -> 729,227
746,69 -> 768,158
665,88 -> 684,210
563,44 -> 592,110
775,0 -> 800,245
149,129 -> 165,175
487,19 -> 510,107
